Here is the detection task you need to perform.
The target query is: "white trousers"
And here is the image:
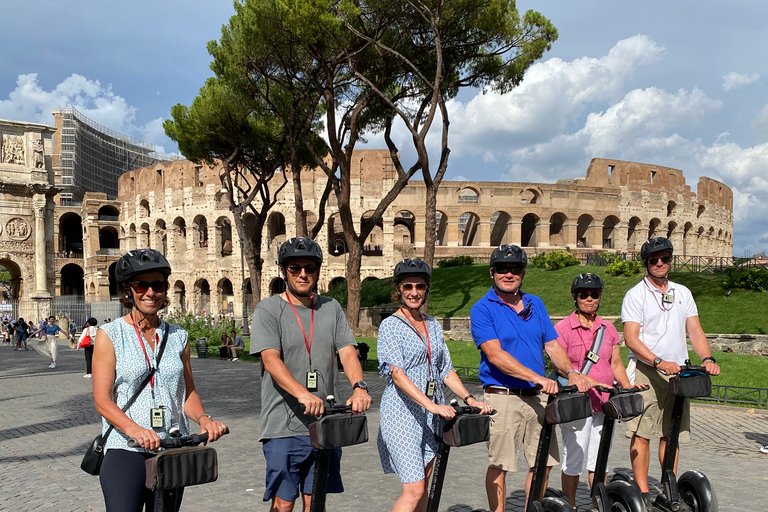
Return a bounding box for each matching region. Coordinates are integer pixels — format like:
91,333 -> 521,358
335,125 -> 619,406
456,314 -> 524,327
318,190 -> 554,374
559,411 -> 608,475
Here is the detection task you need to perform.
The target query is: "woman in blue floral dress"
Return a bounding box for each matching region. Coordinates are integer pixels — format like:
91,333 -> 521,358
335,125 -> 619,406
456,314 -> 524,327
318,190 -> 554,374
378,259 -> 493,512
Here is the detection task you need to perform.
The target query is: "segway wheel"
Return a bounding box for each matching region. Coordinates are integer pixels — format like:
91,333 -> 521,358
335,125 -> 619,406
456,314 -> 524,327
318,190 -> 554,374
678,471 -> 718,512
606,479 -> 646,512
611,471 -> 642,495
544,488 -> 570,501
541,496 -> 573,512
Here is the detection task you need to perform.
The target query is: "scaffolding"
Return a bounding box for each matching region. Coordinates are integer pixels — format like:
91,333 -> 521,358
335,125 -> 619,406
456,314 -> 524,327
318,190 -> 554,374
59,106 -> 175,199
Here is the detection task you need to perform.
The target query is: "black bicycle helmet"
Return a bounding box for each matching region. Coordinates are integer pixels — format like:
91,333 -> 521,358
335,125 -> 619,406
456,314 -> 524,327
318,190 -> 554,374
571,273 -> 604,296
490,244 -> 528,268
278,237 -> 323,267
115,249 -> 171,286
640,237 -> 674,264
393,259 -> 432,284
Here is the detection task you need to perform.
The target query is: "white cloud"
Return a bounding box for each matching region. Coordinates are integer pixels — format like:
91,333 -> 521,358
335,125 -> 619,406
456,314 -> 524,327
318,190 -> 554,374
721,72 -> 759,91
0,73 -> 168,149
450,175 -> 469,181
751,105 -> 768,144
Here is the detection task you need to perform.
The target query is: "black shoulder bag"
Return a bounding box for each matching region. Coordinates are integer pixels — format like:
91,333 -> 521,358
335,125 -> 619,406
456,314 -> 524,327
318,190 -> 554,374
81,326 -> 169,475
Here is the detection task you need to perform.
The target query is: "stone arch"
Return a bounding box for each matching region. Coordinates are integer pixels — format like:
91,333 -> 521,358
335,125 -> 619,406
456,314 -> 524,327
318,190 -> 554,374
173,280 -> 187,313
193,215 -> 209,248
682,222 -> 693,256
139,199 -> 151,218
194,278 -> 211,314
394,210 -> 415,245
215,216 -> 232,257
58,212 -> 83,255
458,212 -> 480,246
328,213 -> 346,255
155,219 -> 168,254
108,262 -> 118,297
329,276 -> 347,290
490,211 -> 511,246
576,214 -> 593,248
457,187 -> 479,203
667,201 -> 676,216
697,205 -> 705,218
602,215 -> 620,249
0,257 -> 25,299
60,263 -> 85,296
648,218 -> 662,239
363,276 -> 379,283
521,213 -> 540,247
99,226 -> 119,251
435,211 -> 448,247
549,212 -> 567,247
128,223 -> 137,251
98,205 -> 120,219
139,223 -> 150,249
666,221 -> 677,240
267,211 -> 287,249
269,277 -> 286,296
627,217 -> 642,251
519,188 -> 541,205
362,210 -> 384,251
217,277 -> 235,315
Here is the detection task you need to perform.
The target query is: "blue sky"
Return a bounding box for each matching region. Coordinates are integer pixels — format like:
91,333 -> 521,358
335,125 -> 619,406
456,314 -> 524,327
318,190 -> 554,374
2,1 -> 767,256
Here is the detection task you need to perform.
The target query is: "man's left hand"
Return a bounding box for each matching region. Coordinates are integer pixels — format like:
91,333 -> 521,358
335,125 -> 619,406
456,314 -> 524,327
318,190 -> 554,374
703,360 -> 720,376
347,388 -> 372,413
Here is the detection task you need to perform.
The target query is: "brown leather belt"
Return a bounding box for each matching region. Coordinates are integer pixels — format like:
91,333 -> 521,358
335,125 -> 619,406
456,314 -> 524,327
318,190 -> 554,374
484,385 -> 539,397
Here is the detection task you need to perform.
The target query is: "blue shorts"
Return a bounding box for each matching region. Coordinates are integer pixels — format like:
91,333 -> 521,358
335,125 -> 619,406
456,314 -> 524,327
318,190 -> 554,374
262,436 -> 343,502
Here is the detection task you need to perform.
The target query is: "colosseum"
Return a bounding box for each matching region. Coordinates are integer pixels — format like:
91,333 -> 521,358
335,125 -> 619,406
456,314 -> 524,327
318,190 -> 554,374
117,151 -> 733,318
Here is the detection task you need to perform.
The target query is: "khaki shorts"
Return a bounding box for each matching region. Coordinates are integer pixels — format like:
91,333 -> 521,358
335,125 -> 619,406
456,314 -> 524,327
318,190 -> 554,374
485,392 -> 559,472
624,362 -> 690,442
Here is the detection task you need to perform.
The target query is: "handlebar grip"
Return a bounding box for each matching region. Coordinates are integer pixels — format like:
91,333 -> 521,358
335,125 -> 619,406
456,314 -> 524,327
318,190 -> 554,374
534,384 -> 543,391
127,438 -> 140,448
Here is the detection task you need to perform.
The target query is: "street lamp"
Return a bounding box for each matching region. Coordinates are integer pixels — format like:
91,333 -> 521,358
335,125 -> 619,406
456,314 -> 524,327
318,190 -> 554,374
333,238 -> 347,274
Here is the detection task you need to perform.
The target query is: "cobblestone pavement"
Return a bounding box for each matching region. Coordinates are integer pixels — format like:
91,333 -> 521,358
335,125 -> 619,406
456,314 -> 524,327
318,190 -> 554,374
1,340 -> 766,511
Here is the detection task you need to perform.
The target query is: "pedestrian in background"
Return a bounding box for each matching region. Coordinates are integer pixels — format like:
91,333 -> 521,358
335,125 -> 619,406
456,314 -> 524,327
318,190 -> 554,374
30,316 -> 62,369
77,317 -> 98,378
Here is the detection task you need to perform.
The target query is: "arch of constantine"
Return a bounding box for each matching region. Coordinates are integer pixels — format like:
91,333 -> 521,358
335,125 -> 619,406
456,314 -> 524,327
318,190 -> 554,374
117,152 -> 732,317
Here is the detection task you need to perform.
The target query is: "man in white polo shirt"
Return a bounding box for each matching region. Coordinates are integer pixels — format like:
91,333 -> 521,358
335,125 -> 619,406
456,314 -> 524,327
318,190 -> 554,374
621,237 -> 720,509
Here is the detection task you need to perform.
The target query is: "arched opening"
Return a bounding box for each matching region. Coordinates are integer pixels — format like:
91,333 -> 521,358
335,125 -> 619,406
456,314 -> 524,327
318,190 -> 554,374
362,211 -> 384,255
490,211 -> 511,246
58,212 -> 83,255
244,278 -> 255,311
521,213 -> 540,247
108,262 -> 118,297
394,210 -> 415,244
363,276 -> 379,283
435,211 -> 448,247
98,205 -> 120,220
519,188 -> 540,205
458,187 -> 479,203
576,214 -> 593,248
329,277 -> 347,290
128,223 -> 137,251
216,217 -> 233,257
697,205 -> 705,218
667,201 -> 676,217
269,277 -> 286,296
549,213 -> 567,247
627,217 -> 642,251
139,223 -> 150,249
458,212 -> 480,246
648,218 -> 662,239
0,259 -> 23,299
173,217 -> 187,252
60,263 -> 85,296
328,213 -> 347,255
194,215 -> 208,248
155,219 -> 168,254
196,279 -> 211,314
174,280 -> 187,313
667,221 -> 677,240
683,222 -> 693,256
139,199 -> 151,218
218,278 -> 234,315
602,216 -> 619,249
99,227 -> 119,251
267,212 -> 287,250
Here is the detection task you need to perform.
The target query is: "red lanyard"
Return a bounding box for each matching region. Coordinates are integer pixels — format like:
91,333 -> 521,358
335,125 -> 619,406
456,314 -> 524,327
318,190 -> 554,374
400,309 -> 431,363
286,293 -> 314,365
131,313 -> 159,396
643,277 -> 672,311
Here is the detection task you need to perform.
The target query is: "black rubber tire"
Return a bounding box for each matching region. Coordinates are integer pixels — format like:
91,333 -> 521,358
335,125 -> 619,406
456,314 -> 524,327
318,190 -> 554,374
544,488 -> 570,501
611,471 -> 642,495
541,496 -> 574,512
607,480 -> 646,512
678,471 -> 718,512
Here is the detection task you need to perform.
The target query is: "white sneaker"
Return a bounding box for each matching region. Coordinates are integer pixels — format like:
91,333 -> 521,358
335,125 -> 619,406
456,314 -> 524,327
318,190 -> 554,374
49,363 -> 57,369
84,374 -> 92,378
231,357 -> 238,362
761,445 -> 768,454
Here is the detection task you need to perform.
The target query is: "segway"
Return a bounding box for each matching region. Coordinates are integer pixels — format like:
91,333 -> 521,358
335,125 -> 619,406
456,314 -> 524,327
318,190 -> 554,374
306,395 -> 369,512
426,400 -> 495,512
612,361 -> 718,512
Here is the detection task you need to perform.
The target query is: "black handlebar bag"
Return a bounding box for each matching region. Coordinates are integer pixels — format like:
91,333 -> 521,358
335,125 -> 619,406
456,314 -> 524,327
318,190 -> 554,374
145,446 -> 219,490
545,392 -> 592,425
442,414 -> 490,447
309,413 -> 368,449
601,393 -> 644,421
669,371 -> 711,398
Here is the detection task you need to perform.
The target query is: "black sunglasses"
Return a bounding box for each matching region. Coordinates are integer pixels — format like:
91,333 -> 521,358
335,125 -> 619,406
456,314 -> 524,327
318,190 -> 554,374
400,283 -> 427,291
519,302 -> 533,321
577,291 -> 601,300
286,264 -> 318,275
494,266 -> 524,275
129,280 -> 168,294
649,256 -> 672,265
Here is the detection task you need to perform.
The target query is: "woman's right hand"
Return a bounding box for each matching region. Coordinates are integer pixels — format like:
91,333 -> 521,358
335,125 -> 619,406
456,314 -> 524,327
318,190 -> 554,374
125,425 -> 161,452
429,403 -> 456,420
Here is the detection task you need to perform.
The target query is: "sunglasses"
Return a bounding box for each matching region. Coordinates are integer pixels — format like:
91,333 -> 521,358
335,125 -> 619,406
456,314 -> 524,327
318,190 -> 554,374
286,264 -> 318,275
494,266 -> 524,275
520,302 -> 533,321
400,283 -> 427,292
577,291 -> 601,300
129,280 -> 168,294
649,256 -> 672,266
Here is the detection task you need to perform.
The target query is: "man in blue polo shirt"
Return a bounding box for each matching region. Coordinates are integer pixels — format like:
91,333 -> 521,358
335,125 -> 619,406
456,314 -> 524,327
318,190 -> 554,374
471,245 -> 600,512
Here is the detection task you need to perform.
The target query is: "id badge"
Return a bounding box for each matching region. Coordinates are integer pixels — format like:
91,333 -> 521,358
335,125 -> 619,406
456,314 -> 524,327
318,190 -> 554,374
662,293 -> 674,304
151,407 -> 164,429
306,371 -> 318,391
586,350 -> 600,364
425,381 -> 436,398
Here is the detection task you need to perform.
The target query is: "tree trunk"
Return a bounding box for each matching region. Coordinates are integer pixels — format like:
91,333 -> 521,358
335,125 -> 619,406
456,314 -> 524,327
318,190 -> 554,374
422,184 -> 439,269
344,234 -> 363,329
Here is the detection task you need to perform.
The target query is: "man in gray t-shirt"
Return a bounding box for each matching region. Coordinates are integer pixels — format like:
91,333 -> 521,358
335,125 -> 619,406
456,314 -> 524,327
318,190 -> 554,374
250,238 -> 372,510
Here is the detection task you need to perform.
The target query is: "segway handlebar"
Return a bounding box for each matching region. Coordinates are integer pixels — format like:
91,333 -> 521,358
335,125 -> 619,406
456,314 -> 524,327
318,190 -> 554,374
299,395 -> 354,416
594,384 -> 650,395
127,428 -> 229,448
448,399 -> 497,416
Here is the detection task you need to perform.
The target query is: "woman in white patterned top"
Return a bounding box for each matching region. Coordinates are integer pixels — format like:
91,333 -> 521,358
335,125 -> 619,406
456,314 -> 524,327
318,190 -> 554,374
92,249 -> 228,512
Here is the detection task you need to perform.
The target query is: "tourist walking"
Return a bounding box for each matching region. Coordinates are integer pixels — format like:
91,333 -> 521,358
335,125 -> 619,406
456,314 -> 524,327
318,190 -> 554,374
378,259 -> 492,512
77,317 -> 97,377
30,316 -> 63,369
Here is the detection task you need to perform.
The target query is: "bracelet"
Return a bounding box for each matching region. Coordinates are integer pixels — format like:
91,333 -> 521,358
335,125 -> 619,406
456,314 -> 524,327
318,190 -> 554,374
197,413 -> 212,423
463,394 -> 475,404
567,369 -> 580,376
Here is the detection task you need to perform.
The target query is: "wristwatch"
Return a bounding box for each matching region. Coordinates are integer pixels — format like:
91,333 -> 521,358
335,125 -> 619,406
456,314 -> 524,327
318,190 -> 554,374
353,380 -> 368,392
652,357 -> 662,368
463,394 -> 475,404
702,356 -> 716,364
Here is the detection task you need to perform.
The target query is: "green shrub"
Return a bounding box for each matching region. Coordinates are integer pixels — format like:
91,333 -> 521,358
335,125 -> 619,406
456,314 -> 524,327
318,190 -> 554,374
323,277 -> 396,308
165,312 -> 238,346
723,266 -> 768,292
529,250 -> 581,270
436,255 -> 475,268
605,260 -> 644,276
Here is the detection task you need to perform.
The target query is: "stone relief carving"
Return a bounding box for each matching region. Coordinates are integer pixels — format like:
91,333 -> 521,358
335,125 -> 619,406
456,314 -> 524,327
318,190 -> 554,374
5,217 -> 31,241
0,240 -> 34,253
1,134 -> 26,165
34,139 -> 44,168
